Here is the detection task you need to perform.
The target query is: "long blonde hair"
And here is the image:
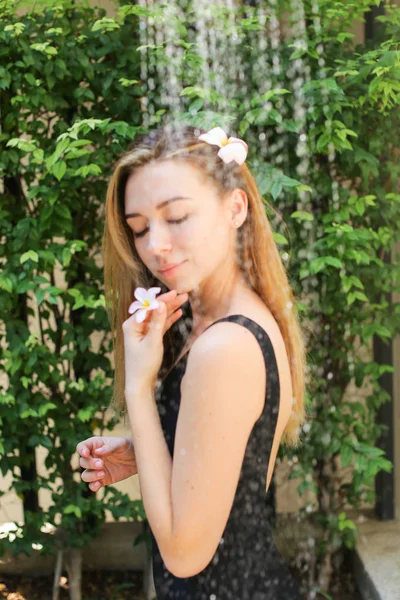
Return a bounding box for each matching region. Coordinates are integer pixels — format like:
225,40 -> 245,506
102,125 -> 307,448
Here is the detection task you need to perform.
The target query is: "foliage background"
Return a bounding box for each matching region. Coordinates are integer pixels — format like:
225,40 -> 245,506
0,0 -> 399,596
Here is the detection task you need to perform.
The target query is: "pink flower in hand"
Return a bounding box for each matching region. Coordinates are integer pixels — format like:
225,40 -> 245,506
128,287 -> 161,323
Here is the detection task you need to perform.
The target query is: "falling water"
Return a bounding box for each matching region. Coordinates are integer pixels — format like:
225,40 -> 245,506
135,0 -> 320,404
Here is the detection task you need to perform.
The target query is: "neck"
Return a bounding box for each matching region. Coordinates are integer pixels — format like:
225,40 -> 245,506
188,266 -> 251,335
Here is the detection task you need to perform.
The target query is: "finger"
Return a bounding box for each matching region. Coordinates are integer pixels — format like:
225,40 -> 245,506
89,480 -> 102,492
93,446 -> 109,455
167,293 -> 189,316
164,307 -> 183,333
158,289 -> 177,301
81,469 -> 105,483
140,291 -> 185,323
79,456 -> 104,470
137,306 -> 154,334
76,442 -> 91,457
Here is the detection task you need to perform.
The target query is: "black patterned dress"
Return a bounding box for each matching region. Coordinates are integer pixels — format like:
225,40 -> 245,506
150,314 -> 304,599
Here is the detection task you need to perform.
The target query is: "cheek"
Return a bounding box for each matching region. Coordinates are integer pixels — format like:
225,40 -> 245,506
133,242 -> 148,265
175,217 -> 202,246
182,214 -> 219,246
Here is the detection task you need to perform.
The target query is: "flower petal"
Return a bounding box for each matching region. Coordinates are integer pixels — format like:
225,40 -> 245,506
135,308 -> 148,323
147,287 -> 161,299
218,141 -> 248,165
128,300 -> 142,314
227,137 -> 248,153
149,299 -> 159,309
198,127 -> 228,148
134,287 -> 149,303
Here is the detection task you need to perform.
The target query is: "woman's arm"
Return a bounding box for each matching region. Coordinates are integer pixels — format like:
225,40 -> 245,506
124,322 -> 266,578
125,385 -> 174,563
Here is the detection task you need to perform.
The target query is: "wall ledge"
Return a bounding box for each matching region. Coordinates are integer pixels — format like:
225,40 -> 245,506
352,509 -> 400,600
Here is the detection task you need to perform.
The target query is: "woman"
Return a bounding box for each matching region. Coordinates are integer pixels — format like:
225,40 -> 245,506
76,125 -> 307,599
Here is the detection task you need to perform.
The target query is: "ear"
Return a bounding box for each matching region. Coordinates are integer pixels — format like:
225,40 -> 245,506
230,187 -> 248,226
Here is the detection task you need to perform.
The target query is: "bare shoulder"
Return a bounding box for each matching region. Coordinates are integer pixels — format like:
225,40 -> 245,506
188,291 -> 286,373
187,291 -> 293,424
181,317 -> 268,422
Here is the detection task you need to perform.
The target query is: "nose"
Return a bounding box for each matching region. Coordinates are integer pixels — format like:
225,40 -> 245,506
147,222 -> 173,255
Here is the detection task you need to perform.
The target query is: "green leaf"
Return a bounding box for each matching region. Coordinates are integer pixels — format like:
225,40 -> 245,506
35,288 -> 46,306
38,403 -> 57,417
273,233 -> 289,245
75,164 -> 101,178
47,137 -> 70,167
337,32 -> 355,43
325,256 -> 343,269
6,137 -> 37,152
65,149 -> 90,160
21,407 -> 38,418
188,98 -> 204,113
53,161 -> 67,181
62,248 -> 72,267
119,78 -> 139,87
296,184 -> 313,194
77,407 -> 93,422
56,204 -> 72,221
64,504 -> 82,518
317,132 -> 331,152
271,181 -> 282,200
0,275 -> 13,293
24,73 -> 37,86
91,18 -> 120,32
20,250 -> 39,264
340,445 -> 353,468
290,211 -> 314,222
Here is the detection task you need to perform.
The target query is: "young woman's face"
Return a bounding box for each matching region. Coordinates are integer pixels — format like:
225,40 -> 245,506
124,160 -> 234,293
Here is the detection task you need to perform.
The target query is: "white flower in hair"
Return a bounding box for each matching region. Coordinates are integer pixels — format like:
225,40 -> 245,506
198,127 -> 248,165
128,287 -> 161,323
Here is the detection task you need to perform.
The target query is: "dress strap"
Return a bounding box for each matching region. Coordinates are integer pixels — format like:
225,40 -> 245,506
203,314 -> 280,391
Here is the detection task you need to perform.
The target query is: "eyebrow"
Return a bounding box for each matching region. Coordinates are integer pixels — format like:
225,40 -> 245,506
125,196 -> 192,219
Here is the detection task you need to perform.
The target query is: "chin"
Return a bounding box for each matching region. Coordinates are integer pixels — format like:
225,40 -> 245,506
171,283 -> 191,294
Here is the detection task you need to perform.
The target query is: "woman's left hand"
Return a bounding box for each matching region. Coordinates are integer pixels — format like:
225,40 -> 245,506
122,291 -> 188,393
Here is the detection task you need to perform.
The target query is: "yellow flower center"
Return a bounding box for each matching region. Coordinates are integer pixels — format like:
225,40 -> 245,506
221,139 -> 229,146
142,300 -> 151,308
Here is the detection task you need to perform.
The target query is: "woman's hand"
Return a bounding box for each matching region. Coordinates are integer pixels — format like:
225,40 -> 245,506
76,435 -> 137,492
123,288 -> 188,393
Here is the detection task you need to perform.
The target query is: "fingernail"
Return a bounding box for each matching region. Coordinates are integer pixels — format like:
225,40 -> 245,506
95,460 -> 102,467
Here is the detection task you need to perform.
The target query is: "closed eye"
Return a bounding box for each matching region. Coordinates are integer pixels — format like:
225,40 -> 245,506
133,215 -> 189,239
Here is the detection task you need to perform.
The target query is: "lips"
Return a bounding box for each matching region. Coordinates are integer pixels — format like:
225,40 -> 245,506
159,263 -> 179,272
158,261 -> 185,275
